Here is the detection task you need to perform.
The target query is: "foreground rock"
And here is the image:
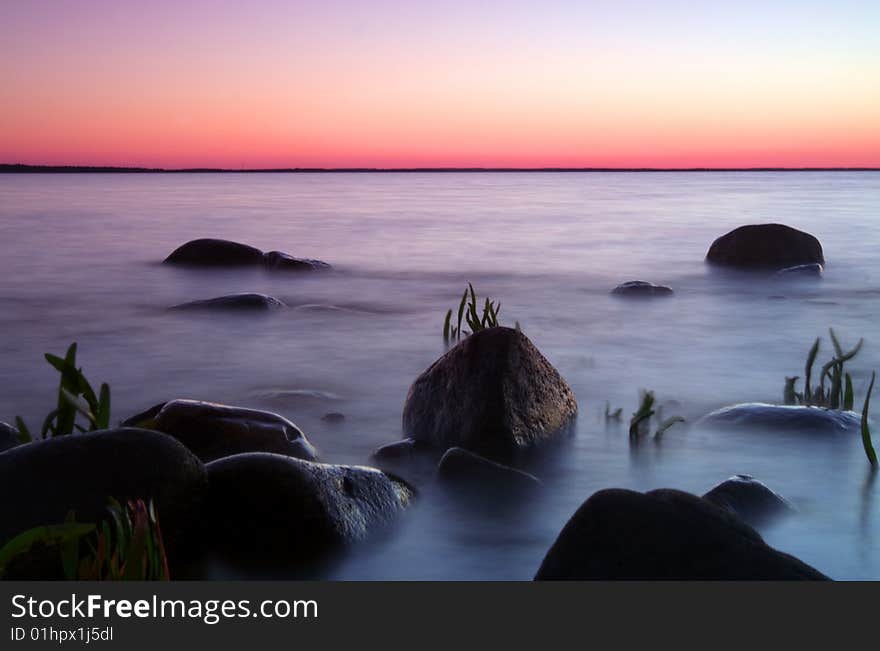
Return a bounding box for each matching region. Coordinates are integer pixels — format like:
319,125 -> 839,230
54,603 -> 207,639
206,453 -> 414,559
402,327 -> 577,462
611,281 -> 673,297
706,224 -> 824,269
263,251 -> 332,272
169,293 -> 286,311
436,447 -> 541,495
0,428 -> 208,554
535,488 -> 826,580
164,238 -> 265,266
153,399 -> 317,463
699,403 -> 859,434
0,421 -> 20,453
703,475 -> 796,528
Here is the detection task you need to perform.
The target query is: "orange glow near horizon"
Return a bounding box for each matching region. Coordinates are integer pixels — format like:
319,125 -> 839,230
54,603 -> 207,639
2,1 -> 878,168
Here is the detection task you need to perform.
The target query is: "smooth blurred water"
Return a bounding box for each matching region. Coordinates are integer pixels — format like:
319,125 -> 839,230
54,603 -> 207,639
1,171 -> 879,579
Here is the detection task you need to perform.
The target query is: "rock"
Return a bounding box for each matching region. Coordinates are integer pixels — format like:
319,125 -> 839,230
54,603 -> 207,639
120,402 -> 167,428
0,421 -> 21,453
153,399 -> 317,463
706,224 -> 824,269
169,293 -> 286,311
164,238 -> 265,266
699,403 -> 859,434
0,428 -> 208,556
372,438 -> 427,463
321,412 -> 345,423
205,453 -> 414,559
534,488 -> 827,580
436,447 -> 541,495
703,475 -> 796,527
402,327 -> 577,462
611,281 -> 674,297
775,263 -> 824,277
263,251 -> 331,272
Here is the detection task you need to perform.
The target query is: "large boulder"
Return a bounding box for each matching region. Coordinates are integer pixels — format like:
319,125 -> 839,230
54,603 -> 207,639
205,453 -> 415,560
699,403 -> 859,434
436,447 -> 541,495
263,251 -> 331,272
0,421 -> 20,453
402,327 -> 577,462
706,224 -> 824,269
169,293 -> 286,311
535,488 -> 827,580
153,399 -> 317,463
0,428 -> 208,555
611,281 -> 673,297
164,238 -> 265,266
703,475 -> 796,528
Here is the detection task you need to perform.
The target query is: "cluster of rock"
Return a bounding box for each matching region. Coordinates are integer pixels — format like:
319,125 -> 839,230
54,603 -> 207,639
164,238 -> 331,272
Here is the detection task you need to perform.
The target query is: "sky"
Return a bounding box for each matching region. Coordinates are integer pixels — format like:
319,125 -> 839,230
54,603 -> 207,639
1,0 -> 878,168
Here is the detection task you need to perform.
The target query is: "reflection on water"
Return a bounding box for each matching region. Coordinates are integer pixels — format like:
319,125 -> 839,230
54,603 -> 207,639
1,171 -> 879,579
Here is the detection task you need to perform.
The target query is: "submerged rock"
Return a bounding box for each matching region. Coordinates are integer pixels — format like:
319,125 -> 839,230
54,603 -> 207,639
436,447 -> 541,494
164,238 -> 265,266
205,453 -> 414,560
321,412 -> 345,423
169,293 -> 286,311
263,250 -> 331,272
534,488 -> 827,580
706,224 -> 824,269
372,438 -> 430,463
120,402 -> 167,429
153,399 -> 317,463
402,326 -> 577,462
703,474 -> 796,528
699,403 -> 859,434
611,281 -> 674,297
0,428 -> 208,554
775,263 -> 824,277
0,421 -> 21,453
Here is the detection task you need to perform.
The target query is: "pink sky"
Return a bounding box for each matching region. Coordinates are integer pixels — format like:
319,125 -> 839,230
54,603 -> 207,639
2,1 -> 878,168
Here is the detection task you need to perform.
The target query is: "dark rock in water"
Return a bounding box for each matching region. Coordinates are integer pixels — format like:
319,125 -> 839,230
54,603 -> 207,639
703,474 -> 796,528
153,399 -> 317,463
372,438 -> 429,463
611,281 -> 674,297
699,403 -> 859,434
164,238 -> 265,266
263,250 -> 331,272
534,488 -> 827,580
121,402 -> 167,428
0,421 -> 21,453
775,263 -> 824,277
0,428 -> 208,556
706,224 -> 824,269
402,326 -> 577,462
321,412 -> 345,423
169,293 -> 286,311
205,452 -> 414,559
436,447 -> 541,494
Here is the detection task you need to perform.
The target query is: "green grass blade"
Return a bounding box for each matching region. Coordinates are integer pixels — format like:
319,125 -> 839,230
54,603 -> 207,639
861,371 -> 877,467
844,373 -> 854,411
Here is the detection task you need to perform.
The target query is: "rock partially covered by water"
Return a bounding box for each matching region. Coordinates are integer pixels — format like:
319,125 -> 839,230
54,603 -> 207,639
436,447 -> 541,494
776,263 -> 824,277
402,327 -> 577,462
164,238 -> 265,266
263,251 -> 332,272
703,475 -> 796,528
153,399 -> 317,463
169,293 -> 286,311
706,224 -> 825,269
205,453 -> 414,560
0,421 -> 20,453
534,488 -> 827,580
699,403 -> 859,434
0,428 -> 208,554
611,281 -> 674,297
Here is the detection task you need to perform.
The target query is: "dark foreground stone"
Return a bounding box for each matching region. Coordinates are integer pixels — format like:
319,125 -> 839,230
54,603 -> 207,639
0,421 -> 20,453
205,453 -> 414,559
263,251 -> 332,272
699,403 -> 859,434
535,488 -> 827,580
703,474 -> 796,528
0,428 -> 208,555
436,447 -> 541,495
153,399 -> 317,463
164,238 -> 265,266
169,293 -> 286,311
402,327 -> 577,462
706,224 -> 824,269
611,281 -> 673,297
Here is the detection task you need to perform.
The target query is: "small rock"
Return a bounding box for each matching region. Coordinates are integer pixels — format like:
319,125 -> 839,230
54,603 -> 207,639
611,281 -> 674,297
169,293 -> 286,311
164,238 -> 265,266
321,412 -> 345,423
436,447 -> 541,495
775,263 -> 824,277
699,403 -> 859,434
263,251 -> 331,272
0,421 -> 21,453
703,474 -> 796,527
706,224 -> 824,269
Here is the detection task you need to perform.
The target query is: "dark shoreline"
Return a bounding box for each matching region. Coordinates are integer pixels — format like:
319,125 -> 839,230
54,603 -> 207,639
1,163 -> 879,174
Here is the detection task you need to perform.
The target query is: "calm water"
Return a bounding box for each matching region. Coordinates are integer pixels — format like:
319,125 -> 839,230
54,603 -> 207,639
1,171 -> 879,579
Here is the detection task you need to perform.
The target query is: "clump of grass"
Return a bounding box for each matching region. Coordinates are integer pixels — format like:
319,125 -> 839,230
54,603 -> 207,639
14,342 -> 111,442
443,283 -> 501,343
604,401 -> 623,422
0,498 -> 169,581
786,329 -> 863,409
628,390 -> 685,443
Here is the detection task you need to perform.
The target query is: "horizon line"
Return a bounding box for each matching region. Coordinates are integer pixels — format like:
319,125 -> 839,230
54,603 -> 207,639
1,163 -> 879,174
